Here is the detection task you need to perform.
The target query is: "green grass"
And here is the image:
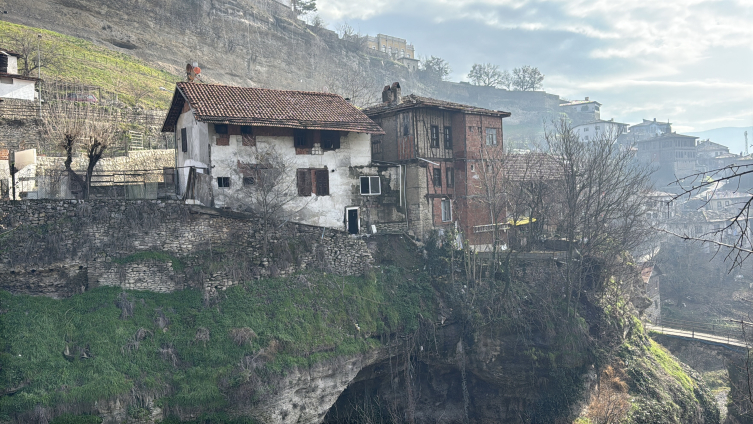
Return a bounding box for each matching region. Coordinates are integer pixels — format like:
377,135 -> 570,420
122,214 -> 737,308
0,266 -> 434,420
648,339 -> 695,392
0,21 -> 181,109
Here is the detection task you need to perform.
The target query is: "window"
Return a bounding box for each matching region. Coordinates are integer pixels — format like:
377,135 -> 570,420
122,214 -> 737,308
444,127 -> 452,150
430,126 -> 440,148
297,169 -> 312,196
181,128 -> 187,153
241,126 -> 255,146
315,169 -> 329,196
403,122 -> 410,136
441,199 -> 452,222
725,201 -> 730,207
294,130 -> 309,148
0,54 -> 6,73
446,168 -> 454,187
360,176 -> 381,195
584,135 -> 589,141
485,128 -> 497,146
595,125 -> 600,131
217,177 -> 230,188
215,124 -> 228,134
321,130 -> 341,150
581,105 -> 588,111
433,168 -> 442,187
584,127 -> 589,132
468,126 -> 474,133
243,176 -> 256,186
717,201 -> 722,208
297,169 -> 329,196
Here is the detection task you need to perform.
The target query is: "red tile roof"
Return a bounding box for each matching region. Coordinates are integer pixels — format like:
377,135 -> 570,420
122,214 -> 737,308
161,82 -> 384,134
362,94 -> 511,118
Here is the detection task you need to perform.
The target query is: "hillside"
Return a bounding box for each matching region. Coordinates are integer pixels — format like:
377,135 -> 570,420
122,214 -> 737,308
0,0 -> 565,144
0,21 -> 181,109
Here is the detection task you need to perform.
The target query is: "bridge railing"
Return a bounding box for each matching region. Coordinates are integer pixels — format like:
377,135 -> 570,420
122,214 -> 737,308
649,317 -> 753,346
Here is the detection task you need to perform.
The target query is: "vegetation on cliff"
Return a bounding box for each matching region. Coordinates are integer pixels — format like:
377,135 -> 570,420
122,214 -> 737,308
0,266 -> 434,422
0,21 -> 180,109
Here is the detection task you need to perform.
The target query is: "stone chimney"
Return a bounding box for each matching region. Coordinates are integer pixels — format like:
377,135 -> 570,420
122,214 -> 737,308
382,82 -> 402,105
390,82 -> 401,105
382,85 -> 392,103
585,96 -> 589,101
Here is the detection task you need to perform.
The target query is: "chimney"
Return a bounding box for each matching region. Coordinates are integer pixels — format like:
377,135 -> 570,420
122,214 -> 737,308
585,96 -> 589,101
390,82 -> 402,105
654,118 -> 657,122
382,85 -> 392,103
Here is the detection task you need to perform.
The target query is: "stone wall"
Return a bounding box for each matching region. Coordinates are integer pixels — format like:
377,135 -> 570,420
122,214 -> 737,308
0,199 -> 374,297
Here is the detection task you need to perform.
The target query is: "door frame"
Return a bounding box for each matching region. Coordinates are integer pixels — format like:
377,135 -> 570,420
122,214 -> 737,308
346,207 -> 360,234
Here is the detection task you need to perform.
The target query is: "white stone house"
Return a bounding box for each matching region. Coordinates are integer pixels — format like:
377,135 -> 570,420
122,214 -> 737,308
161,82 -> 406,233
0,48 -> 40,100
572,119 -> 628,142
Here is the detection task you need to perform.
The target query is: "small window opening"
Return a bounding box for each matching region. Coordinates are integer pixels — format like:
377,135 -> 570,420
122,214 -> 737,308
430,126 -> 440,148
181,128 -> 188,153
444,127 -> 452,150
441,199 -> 452,222
433,168 -> 442,187
215,124 -> 229,134
217,177 -> 231,188
294,130 -> 309,148
446,168 -> 454,187
243,176 -> 256,186
360,176 -> 381,195
485,128 -> 497,146
321,130 -> 341,150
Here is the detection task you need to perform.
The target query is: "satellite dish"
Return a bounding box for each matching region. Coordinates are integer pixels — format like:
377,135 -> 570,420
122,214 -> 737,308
194,67 -> 201,75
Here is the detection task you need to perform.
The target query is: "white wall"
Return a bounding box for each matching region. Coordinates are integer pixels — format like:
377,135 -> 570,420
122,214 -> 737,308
175,108 -> 209,195
210,127 -> 373,230
0,79 -> 35,100
4,54 -> 18,74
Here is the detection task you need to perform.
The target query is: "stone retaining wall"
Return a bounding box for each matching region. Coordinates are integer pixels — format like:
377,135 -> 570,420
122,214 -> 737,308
0,200 -> 374,297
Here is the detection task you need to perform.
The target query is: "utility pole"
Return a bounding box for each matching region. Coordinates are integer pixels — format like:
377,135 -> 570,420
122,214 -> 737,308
746,131 -> 749,157
37,34 -> 42,118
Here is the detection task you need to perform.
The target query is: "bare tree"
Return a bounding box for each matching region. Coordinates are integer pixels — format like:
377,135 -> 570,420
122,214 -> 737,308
42,101 -> 119,199
227,146 -> 302,255
6,30 -> 63,77
545,118 -> 653,312
467,63 -> 505,87
511,65 -> 544,91
325,67 -> 378,108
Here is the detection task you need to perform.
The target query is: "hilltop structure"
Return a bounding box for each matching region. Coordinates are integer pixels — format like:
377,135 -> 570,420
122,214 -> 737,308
0,47 -> 40,101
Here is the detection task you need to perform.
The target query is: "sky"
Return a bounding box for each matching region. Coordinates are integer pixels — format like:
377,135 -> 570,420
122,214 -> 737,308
316,0 -> 753,134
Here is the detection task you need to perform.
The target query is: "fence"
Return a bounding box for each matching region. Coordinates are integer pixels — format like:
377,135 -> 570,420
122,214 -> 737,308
650,316 -> 753,346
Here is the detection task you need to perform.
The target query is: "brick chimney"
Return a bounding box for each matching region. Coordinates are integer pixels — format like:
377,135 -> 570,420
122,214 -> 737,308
382,85 -> 392,103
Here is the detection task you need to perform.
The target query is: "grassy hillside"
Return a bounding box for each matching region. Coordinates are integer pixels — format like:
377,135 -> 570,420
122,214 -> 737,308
0,267 -> 434,422
0,20 -> 181,109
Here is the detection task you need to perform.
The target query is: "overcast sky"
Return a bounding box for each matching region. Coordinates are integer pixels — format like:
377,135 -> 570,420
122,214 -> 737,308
317,0 -> 753,133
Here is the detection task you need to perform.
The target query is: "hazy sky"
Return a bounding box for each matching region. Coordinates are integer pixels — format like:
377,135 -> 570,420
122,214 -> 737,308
317,0 -> 753,133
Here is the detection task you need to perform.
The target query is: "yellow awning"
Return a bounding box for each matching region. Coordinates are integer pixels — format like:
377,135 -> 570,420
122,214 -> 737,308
507,217 -> 536,226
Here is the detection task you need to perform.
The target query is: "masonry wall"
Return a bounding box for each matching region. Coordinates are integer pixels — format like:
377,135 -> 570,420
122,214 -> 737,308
0,199 -> 374,298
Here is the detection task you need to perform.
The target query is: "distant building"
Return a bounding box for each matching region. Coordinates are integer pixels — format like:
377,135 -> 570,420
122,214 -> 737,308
572,119 -> 628,142
628,118 -> 672,141
559,98 -> 601,126
634,132 -> 699,183
0,48 -> 41,101
366,34 -> 415,59
696,139 -> 730,159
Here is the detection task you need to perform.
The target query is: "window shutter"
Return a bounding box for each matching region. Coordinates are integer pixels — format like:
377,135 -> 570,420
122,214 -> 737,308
181,128 -> 188,152
297,169 -> 312,196
315,170 -> 329,196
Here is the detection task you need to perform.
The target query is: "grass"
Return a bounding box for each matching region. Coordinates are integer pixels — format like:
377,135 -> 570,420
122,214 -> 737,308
0,21 -> 181,109
648,339 -> 695,392
0,266 -> 434,420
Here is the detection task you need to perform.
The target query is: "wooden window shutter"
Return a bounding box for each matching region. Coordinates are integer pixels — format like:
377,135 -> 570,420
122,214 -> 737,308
181,128 -> 187,152
315,169 -> 329,196
297,169 -> 312,196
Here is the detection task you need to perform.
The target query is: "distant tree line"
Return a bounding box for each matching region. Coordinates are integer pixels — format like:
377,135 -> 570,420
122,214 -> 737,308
467,63 -> 544,91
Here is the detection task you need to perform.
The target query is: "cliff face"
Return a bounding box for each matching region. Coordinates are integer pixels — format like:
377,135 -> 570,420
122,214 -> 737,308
1,0 -> 563,142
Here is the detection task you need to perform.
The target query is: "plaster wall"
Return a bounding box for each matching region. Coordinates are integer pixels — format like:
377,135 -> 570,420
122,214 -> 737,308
0,79 -> 35,100
176,107 -> 209,195
573,121 -> 627,141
